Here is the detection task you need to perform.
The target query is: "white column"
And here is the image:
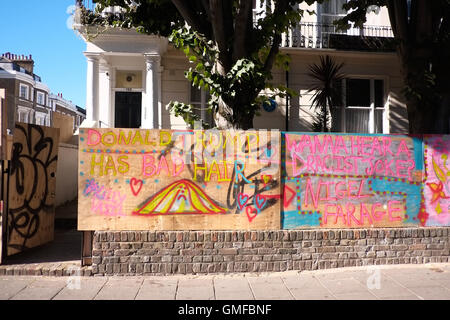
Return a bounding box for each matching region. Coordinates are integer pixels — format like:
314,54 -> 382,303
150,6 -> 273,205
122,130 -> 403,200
85,53 -> 100,124
99,62 -> 112,127
144,54 -> 161,129
158,66 -> 163,129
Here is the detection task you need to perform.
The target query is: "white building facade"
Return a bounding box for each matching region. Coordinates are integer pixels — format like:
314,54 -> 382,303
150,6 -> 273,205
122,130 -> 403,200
74,0 -> 408,134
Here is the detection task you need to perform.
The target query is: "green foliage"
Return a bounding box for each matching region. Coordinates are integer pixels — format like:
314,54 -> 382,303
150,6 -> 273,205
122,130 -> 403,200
166,101 -> 210,129
91,0 -> 183,36
307,55 -> 345,132
311,105 -> 331,132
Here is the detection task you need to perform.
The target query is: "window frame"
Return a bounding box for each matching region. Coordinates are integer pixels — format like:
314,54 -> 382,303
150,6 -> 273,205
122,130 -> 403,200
17,106 -> 31,123
36,91 -> 45,106
333,76 -> 389,134
19,83 -> 29,100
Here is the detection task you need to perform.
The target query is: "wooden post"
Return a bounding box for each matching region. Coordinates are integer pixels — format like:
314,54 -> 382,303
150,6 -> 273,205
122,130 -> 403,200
0,89 -> 6,160
0,89 -> 5,264
81,231 -> 93,266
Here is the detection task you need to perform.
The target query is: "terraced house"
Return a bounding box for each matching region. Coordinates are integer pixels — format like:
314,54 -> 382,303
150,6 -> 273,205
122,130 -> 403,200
73,0 -> 406,134
0,52 -> 86,134
0,53 -> 51,133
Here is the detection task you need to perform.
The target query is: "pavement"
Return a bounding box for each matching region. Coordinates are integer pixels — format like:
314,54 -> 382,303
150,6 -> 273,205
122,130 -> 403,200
0,200 -> 88,276
1,201 -> 450,301
0,263 -> 450,300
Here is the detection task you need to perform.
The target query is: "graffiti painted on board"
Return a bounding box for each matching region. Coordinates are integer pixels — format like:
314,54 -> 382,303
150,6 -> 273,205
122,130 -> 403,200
7,123 -> 59,256
422,135 -> 450,227
282,133 -> 424,229
78,129 -> 281,230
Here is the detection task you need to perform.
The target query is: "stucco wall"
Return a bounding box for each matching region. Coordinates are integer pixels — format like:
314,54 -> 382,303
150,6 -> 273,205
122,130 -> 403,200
161,48 -> 408,133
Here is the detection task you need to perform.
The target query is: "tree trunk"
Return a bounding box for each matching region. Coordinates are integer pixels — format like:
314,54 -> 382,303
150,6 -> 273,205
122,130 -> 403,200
406,95 -> 450,134
214,100 -> 255,130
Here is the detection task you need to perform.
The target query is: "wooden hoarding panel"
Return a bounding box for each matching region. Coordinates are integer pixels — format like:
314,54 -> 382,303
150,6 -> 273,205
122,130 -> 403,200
78,129 -> 281,230
422,135 -> 450,227
7,123 -> 59,256
0,89 -> 6,160
282,133 -> 424,229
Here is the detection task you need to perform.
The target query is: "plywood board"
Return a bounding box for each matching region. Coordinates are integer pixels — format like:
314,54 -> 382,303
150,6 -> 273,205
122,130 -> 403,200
52,112 -> 74,144
7,123 -> 60,256
0,89 -> 7,160
78,129 -> 281,230
0,160 -> 4,263
422,135 -> 450,227
282,133 -> 424,229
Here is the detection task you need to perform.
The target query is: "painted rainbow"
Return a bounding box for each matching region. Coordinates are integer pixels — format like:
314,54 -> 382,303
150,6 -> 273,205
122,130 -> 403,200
133,179 -> 227,215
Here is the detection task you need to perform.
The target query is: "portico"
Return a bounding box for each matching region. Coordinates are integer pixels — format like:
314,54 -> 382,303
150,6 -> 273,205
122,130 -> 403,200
80,27 -> 168,129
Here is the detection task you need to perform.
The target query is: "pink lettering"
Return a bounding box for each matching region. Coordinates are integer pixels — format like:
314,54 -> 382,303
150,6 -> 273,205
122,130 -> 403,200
87,129 -> 101,146
142,155 -> 156,176
396,139 -> 411,158
388,200 -> 403,221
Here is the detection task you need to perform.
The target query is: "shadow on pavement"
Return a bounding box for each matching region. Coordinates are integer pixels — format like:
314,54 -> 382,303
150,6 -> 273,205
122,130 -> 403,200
2,199 -> 81,265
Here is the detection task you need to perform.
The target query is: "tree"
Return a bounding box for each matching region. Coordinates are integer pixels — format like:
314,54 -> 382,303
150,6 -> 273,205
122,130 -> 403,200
82,0 -> 315,129
335,0 -> 450,134
307,55 -> 345,132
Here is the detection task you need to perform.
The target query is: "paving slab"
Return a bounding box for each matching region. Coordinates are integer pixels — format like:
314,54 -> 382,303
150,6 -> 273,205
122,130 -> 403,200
53,278 -> 108,300
332,291 -> 379,300
136,278 -> 178,300
9,278 -> 67,300
94,277 -> 144,300
247,277 -> 293,300
176,279 -> 215,300
281,274 -> 335,300
214,278 -> 254,300
382,270 -> 443,288
346,271 -> 417,299
382,295 -> 421,300
0,277 -> 36,300
316,277 -> 369,295
311,270 -> 367,282
404,285 -> 450,300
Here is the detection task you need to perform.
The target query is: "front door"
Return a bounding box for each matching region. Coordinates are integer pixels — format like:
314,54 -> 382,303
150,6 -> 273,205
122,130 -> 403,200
114,92 -> 142,128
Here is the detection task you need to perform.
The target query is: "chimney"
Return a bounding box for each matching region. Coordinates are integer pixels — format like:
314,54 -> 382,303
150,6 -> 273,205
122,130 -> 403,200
10,53 -> 35,74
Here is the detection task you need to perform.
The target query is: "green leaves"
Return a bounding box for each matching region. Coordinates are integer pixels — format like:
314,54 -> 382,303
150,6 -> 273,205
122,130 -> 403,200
166,101 -> 210,129
307,55 -> 345,132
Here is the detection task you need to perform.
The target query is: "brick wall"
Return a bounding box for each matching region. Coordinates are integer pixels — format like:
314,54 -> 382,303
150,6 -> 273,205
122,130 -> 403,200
91,228 -> 450,276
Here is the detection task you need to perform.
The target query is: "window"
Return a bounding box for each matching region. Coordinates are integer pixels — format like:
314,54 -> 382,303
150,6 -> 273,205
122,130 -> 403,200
37,92 -> 45,105
331,78 -> 385,134
17,107 -> 30,123
19,84 -> 29,100
320,0 -> 346,25
190,85 -> 214,128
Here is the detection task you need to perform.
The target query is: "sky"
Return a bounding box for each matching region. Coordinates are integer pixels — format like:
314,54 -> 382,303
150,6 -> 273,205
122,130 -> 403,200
0,0 -> 87,108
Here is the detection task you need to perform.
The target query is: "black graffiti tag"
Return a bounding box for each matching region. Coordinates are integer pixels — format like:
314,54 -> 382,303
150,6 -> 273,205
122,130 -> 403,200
7,124 -> 57,251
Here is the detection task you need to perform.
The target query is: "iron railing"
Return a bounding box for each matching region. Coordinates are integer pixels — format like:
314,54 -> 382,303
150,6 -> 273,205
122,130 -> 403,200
76,1 -> 394,51
282,22 -> 394,49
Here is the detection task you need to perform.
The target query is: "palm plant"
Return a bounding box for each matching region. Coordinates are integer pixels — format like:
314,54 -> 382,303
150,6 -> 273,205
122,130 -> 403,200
307,55 -> 345,132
